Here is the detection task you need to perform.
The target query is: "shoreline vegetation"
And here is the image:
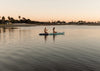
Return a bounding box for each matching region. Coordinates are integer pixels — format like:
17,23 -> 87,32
0,16 -> 100,28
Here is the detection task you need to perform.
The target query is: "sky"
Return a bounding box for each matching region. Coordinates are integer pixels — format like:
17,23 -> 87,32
0,0 -> 100,22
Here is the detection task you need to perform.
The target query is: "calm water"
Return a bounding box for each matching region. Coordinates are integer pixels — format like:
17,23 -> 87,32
0,25 -> 100,71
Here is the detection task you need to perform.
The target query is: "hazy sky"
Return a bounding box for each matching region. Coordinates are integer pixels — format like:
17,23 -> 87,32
0,0 -> 100,22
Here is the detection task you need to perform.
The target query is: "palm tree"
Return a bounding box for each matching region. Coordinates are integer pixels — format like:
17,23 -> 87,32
22,17 -> 26,20
22,17 -> 27,23
2,16 -> 5,24
8,16 -> 11,21
18,16 -> 21,20
18,16 -> 21,23
7,16 -> 12,24
10,17 -> 15,23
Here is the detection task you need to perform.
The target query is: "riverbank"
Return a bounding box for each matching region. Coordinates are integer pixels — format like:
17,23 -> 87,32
0,23 -> 100,28
0,24 -> 37,28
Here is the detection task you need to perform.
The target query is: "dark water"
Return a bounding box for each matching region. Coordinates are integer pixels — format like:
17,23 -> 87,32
0,25 -> 100,71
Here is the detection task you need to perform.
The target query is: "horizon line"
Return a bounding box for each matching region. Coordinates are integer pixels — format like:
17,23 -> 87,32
0,16 -> 100,22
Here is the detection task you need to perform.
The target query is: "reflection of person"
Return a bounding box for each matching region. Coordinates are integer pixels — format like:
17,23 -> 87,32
44,35 -> 56,43
53,35 -> 56,42
44,35 -> 48,43
53,27 -> 57,33
44,27 -> 48,33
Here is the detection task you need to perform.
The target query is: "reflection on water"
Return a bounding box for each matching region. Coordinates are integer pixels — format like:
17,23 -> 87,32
44,35 -> 47,42
0,26 -> 100,71
43,35 -> 56,43
0,27 -> 17,33
53,35 -> 56,42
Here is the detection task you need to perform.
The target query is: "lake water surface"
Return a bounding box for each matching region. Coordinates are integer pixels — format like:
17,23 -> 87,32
0,25 -> 100,71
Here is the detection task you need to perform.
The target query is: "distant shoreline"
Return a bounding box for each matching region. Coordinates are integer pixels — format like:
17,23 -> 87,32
0,23 -> 100,28
0,24 -> 37,28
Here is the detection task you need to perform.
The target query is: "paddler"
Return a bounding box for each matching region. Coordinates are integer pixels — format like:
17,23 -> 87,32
44,27 -> 48,34
53,27 -> 57,33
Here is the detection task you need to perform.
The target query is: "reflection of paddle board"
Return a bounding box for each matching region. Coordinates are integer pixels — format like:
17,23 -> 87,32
39,32 -> 64,35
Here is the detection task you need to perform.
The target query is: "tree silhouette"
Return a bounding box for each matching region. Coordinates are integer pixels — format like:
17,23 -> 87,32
2,16 -> 5,24
10,17 -> 15,23
18,16 -> 21,20
8,16 -> 11,21
8,16 -> 11,24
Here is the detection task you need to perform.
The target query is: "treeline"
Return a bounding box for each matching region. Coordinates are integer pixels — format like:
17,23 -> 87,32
46,20 -> 100,25
0,16 -> 100,25
66,21 -> 100,25
0,16 -> 41,24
